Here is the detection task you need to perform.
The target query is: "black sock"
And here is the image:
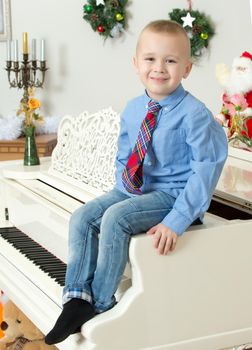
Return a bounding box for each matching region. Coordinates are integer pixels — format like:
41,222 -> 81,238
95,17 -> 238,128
45,298 -> 95,345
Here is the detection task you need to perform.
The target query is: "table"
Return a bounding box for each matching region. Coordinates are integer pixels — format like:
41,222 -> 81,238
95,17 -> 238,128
0,134 -> 57,161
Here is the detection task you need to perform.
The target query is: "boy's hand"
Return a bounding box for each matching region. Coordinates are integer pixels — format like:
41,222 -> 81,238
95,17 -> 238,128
146,223 -> 178,255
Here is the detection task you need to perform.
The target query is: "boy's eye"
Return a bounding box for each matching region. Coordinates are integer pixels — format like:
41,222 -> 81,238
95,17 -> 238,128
166,59 -> 176,64
145,57 -> 154,61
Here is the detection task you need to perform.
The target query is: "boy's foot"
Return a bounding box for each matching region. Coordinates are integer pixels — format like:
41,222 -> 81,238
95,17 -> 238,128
45,298 -> 95,345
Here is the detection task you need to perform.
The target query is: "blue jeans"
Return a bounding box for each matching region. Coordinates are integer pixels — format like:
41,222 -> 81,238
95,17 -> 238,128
63,188 -> 175,313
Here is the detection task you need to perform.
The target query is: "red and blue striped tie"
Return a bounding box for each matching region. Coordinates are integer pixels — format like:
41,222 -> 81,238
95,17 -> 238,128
122,100 -> 162,194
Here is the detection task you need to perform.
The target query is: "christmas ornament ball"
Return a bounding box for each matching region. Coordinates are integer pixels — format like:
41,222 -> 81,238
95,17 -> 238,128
200,32 -> 208,40
115,13 -> 124,21
84,4 -> 92,13
97,25 -> 105,33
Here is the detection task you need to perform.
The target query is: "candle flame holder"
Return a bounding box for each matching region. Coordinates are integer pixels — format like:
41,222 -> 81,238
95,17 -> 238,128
5,53 -> 48,104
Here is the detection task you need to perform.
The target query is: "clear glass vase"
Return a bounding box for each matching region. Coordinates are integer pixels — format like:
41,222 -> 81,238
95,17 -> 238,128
23,125 -> 40,166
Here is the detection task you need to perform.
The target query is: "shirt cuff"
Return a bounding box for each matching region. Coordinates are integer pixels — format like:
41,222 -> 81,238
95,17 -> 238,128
161,208 -> 192,236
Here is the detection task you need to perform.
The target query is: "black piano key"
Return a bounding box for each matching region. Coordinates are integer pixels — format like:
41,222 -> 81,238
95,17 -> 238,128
18,246 -> 46,252
38,266 -> 67,275
2,233 -> 26,239
49,272 -> 66,280
20,249 -> 55,257
51,270 -> 61,277
0,227 -> 67,287
56,279 -> 65,285
34,260 -> 65,266
46,267 -> 66,274
27,257 -> 57,264
13,244 -> 39,250
30,259 -> 60,267
3,227 -> 23,232
56,278 -> 65,286
4,237 -> 28,242
41,268 -> 66,278
43,266 -> 65,272
25,252 -> 56,258
8,239 -> 39,245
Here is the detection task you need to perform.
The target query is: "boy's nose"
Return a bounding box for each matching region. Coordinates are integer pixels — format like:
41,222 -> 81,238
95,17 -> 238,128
154,61 -> 165,72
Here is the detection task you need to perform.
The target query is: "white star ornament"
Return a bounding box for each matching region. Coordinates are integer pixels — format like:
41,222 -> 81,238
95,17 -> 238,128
181,12 -> 196,28
96,0 -> 105,5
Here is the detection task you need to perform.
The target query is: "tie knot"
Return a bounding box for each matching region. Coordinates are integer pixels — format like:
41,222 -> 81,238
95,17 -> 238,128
148,100 -> 161,114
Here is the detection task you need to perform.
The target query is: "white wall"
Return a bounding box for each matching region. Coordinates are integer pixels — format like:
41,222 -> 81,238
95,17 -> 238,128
0,0 -> 251,118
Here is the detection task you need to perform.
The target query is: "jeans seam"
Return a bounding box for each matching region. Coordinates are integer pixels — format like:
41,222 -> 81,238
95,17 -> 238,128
74,214 -> 103,283
94,219 -> 130,308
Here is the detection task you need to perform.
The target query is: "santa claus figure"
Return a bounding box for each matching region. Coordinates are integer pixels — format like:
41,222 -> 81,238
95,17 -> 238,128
216,51 -> 252,144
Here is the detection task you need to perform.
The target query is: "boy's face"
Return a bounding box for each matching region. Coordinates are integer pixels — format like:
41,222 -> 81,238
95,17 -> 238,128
133,29 -> 192,101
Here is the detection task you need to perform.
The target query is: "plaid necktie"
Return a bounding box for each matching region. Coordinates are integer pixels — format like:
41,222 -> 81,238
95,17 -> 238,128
122,100 -> 162,194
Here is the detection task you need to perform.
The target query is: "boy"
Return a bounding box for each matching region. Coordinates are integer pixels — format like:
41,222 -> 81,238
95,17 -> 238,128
45,20 -> 228,345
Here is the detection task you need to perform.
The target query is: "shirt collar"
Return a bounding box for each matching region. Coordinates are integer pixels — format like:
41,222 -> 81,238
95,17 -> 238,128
144,84 -> 187,112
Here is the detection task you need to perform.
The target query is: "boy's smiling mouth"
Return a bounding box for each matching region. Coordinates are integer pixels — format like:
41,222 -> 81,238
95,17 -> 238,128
150,77 -> 168,83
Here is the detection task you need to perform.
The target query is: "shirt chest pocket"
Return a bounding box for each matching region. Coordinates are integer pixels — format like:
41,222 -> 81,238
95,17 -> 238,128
152,128 -> 188,165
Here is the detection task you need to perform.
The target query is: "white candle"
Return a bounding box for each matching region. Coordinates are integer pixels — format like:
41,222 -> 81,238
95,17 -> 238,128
13,40 -> 18,62
40,39 -> 45,61
31,39 -> 36,60
6,40 -> 11,61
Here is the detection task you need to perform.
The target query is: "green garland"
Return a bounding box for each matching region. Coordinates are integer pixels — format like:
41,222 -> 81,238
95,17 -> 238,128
169,8 -> 215,60
83,0 -> 128,39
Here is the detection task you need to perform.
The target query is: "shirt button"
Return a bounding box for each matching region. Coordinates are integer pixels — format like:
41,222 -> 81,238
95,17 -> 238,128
148,161 -> 152,166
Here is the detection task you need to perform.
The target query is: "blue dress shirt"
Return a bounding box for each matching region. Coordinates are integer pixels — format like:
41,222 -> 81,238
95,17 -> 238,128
115,84 -> 228,235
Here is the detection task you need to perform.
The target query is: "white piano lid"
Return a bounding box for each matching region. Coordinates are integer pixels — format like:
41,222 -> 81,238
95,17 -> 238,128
1,158 -> 51,179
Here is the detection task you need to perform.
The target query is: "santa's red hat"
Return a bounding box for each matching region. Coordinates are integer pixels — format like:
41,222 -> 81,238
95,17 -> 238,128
241,51 -> 252,60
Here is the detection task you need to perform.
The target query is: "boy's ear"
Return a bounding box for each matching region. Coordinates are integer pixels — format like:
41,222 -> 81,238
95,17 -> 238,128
133,56 -> 139,74
183,61 -> 193,79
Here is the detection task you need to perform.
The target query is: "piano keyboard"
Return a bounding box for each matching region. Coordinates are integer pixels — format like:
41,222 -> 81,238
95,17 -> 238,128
0,226 -> 65,306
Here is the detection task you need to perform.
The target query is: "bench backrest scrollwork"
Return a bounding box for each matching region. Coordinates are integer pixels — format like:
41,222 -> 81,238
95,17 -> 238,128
48,108 -> 120,194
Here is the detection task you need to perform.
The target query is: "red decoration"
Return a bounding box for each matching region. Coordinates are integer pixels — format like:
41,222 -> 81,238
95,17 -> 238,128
222,91 -> 252,140
242,91 -> 252,139
97,25 -> 105,33
241,51 -> 252,61
216,51 -> 252,150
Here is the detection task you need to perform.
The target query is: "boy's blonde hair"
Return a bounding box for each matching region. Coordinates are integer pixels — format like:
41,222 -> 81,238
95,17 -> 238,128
138,20 -> 191,58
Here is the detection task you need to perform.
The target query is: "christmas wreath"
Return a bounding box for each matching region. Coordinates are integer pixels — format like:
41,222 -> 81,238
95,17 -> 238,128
83,0 -> 128,39
169,7 -> 215,60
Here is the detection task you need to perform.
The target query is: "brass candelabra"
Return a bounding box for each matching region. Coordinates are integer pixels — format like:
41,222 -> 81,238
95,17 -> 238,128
5,33 -> 48,104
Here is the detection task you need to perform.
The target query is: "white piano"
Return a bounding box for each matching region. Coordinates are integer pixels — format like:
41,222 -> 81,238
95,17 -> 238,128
0,108 -> 252,350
